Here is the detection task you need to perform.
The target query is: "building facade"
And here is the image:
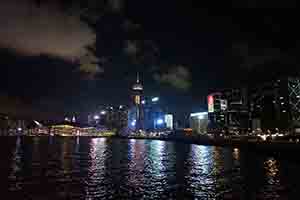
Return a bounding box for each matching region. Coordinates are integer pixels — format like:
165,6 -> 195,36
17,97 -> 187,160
143,97 -> 166,131
207,88 -> 249,134
207,93 -> 227,132
129,73 -> 144,131
189,112 -> 208,134
250,77 -> 300,131
88,105 -> 128,130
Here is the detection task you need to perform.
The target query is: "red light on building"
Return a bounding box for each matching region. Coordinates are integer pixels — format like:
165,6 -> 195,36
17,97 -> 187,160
208,95 -> 214,113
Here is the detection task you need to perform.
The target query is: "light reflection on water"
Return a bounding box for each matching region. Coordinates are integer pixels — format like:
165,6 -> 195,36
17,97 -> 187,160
85,138 -> 107,198
1,137 -> 298,199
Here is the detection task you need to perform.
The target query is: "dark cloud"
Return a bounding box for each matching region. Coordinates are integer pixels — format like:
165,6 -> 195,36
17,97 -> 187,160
122,19 -> 141,32
79,46 -> 103,77
108,0 -> 124,12
232,43 -> 281,69
0,93 -> 55,119
0,0 -> 99,75
154,66 -> 191,90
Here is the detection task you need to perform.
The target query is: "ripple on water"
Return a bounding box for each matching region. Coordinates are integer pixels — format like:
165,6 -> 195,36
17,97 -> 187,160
1,137 -> 298,199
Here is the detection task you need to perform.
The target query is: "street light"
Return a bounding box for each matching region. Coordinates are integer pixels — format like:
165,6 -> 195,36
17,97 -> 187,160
152,97 -> 159,102
94,115 -> 100,120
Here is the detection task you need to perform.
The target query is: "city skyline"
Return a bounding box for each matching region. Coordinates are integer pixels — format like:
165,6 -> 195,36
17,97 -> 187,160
0,1 -> 300,119
1,2 -> 300,200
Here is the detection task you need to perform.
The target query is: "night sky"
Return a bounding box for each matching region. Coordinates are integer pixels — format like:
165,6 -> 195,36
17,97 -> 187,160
0,0 -> 299,119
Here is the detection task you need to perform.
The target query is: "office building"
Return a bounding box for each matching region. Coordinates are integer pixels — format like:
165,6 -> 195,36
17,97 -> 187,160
189,112 -> 208,134
250,76 -> 300,131
207,88 -> 249,134
165,114 -> 174,130
89,105 -> 128,130
224,88 -> 249,134
143,96 -> 166,130
129,73 -> 144,130
207,93 -> 227,132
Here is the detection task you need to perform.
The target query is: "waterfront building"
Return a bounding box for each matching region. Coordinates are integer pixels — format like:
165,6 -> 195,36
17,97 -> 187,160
143,96 -> 166,131
165,114 -> 174,130
189,112 -> 208,134
0,113 -> 28,135
88,105 -> 128,130
207,93 -> 227,132
127,73 -> 169,132
129,73 -> 144,131
223,88 -> 249,134
250,76 -> 300,131
207,88 -> 249,135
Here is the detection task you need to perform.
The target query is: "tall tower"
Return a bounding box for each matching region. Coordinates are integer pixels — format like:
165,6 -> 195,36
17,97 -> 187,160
131,72 -> 144,130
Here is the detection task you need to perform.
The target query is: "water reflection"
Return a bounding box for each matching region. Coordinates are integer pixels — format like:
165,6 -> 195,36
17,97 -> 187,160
85,138 -> 107,199
233,148 -> 240,160
8,137 -> 22,191
148,140 -> 166,175
265,158 -> 280,181
1,137 -> 299,199
261,157 -> 282,199
186,145 -> 215,198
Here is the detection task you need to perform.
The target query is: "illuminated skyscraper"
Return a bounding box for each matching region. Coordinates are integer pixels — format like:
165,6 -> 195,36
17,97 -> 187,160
130,72 -> 144,130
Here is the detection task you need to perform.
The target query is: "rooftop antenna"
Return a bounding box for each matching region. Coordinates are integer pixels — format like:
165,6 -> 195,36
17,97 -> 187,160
136,72 -> 140,83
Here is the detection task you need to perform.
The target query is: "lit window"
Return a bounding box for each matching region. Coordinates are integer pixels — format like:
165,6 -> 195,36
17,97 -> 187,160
135,96 -> 140,104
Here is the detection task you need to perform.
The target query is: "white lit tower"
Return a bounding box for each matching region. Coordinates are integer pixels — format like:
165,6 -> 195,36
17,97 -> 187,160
131,72 -> 144,130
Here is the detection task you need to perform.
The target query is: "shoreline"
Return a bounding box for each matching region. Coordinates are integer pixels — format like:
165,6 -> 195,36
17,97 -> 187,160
3,135 -> 300,154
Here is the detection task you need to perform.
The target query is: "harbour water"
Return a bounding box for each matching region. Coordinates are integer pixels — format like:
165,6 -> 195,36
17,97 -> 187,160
0,137 -> 299,199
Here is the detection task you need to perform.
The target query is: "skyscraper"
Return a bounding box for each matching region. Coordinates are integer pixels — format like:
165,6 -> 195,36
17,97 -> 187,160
250,76 -> 300,131
129,72 -> 144,130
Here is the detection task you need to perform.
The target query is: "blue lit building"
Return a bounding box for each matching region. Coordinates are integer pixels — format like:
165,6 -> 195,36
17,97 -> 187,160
143,97 -> 166,131
128,73 -> 144,131
127,73 -> 167,131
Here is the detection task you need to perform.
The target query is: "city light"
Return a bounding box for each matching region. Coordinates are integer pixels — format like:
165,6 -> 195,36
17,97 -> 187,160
151,97 -> 159,102
100,110 -> 106,115
64,117 -> 70,122
33,120 -> 42,127
119,105 -> 123,109
190,112 -> 208,119
156,119 -> 164,125
131,120 -> 136,127
208,95 -> 214,113
94,115 -> 100,120
141,100 -> 145,104
132,84 -> 143,91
